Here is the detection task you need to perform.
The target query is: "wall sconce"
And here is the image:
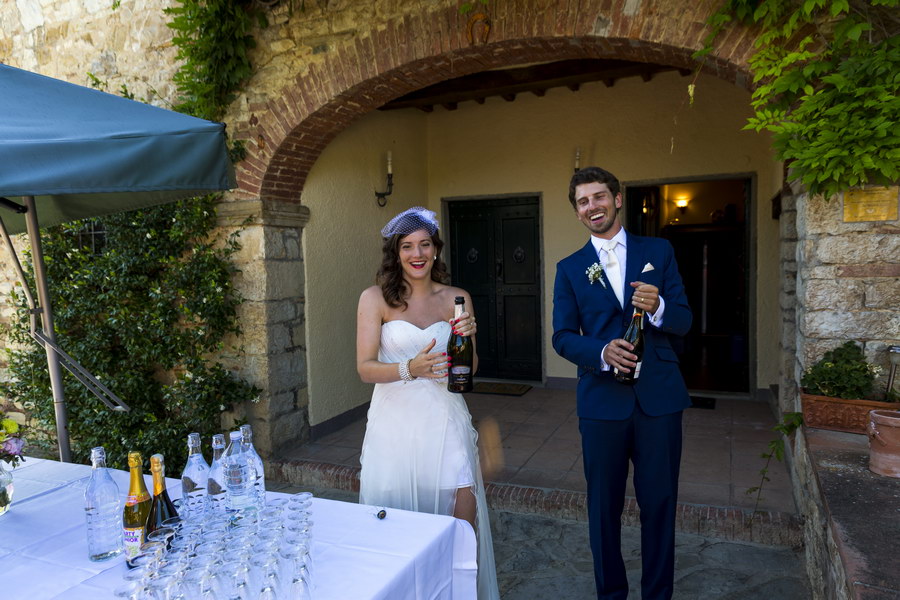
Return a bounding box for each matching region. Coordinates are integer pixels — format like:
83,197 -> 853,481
675,196 -> 690,214
573,147 -> 581,173
375,151 -> 393,207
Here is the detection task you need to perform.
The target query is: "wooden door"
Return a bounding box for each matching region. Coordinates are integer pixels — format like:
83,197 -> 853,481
447,196 -> 541,381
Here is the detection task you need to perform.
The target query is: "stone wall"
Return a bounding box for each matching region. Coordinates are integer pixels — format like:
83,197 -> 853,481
784,188 -> 899,599
793,191 -> 900,398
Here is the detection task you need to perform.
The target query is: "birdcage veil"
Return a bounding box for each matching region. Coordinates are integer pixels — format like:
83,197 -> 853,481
380,207 -> 439,238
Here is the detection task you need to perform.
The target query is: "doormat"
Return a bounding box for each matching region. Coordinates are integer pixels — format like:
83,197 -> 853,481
471,382 -> 533,396
690,396 -> 717,410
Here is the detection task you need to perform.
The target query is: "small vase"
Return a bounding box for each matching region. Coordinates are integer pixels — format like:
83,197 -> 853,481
0,461 -> 12,516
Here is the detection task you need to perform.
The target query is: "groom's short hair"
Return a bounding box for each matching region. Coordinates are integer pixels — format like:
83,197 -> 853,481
569,167 -> 621,208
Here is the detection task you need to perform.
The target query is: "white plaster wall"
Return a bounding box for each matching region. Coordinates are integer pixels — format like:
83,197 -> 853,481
424,71 -> 781,387
300,110 -> 429,425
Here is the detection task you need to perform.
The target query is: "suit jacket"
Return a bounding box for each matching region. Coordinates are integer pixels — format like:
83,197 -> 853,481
552,231 -> 692,420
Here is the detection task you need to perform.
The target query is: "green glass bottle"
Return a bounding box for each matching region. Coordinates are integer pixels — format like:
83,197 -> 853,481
447,296 -> 474,393
614,307 -> 645,385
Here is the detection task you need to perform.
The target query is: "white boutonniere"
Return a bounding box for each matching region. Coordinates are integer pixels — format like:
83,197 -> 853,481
642,262 -> 655,273
586,262 -> 607,287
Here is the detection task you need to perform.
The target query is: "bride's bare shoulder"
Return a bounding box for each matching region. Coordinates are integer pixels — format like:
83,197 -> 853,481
359,286 -> 388,309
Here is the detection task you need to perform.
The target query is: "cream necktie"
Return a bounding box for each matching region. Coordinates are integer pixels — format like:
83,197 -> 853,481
602,239 -> 623,307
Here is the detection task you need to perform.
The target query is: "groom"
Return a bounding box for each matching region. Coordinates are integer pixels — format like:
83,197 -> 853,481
552,167 -> 692,600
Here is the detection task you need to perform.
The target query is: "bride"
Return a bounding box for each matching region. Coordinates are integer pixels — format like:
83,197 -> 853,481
356,206 -> 500,600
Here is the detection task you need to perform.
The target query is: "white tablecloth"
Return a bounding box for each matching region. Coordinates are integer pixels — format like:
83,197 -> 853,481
2,457 -> 477,599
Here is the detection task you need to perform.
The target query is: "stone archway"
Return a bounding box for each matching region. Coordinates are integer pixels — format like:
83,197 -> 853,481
233,1 -> 756,204
230,0 -> 763,453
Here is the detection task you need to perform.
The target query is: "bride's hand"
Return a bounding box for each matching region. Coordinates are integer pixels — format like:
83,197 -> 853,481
410,339 -> 451,378
450,311 -> 477,337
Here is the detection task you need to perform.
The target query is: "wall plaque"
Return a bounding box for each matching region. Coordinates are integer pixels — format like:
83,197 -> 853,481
843,186 -> 899,222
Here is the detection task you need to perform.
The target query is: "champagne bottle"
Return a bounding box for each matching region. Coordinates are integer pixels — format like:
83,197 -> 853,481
146,453 -> 179,537
614,307 -> 645,385
447,296 -> 474,393
123,451 -> 151,567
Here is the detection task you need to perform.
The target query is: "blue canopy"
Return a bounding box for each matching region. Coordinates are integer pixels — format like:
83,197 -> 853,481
0,64 -> 237,462
0,63 -> 235,234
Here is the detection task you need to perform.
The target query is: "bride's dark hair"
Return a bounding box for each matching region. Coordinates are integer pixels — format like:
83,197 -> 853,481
377,230 -> 450,309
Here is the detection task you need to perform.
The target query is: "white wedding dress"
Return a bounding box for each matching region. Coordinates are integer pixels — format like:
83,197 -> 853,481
359,320 -> 500,600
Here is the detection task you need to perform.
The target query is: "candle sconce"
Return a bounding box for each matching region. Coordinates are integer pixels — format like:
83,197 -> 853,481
375,151 -> 394,207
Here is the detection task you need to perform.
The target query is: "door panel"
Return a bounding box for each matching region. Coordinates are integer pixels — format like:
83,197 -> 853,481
448,196 -> 541,381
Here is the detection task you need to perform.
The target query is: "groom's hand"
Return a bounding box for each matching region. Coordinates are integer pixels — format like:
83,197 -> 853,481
603,338 -> 638,373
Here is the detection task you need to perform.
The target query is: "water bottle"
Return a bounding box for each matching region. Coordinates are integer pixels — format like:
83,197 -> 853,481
223,431 -> 253,514
240,424 -> 266,509
207,434 -> 227,513
181,432 -> 210,520
84,446 -> 124,561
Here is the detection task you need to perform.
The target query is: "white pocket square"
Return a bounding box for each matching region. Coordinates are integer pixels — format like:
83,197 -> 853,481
642,263 -> 655,273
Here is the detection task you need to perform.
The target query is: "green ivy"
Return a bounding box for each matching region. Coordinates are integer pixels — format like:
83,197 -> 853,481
165,0 -> 267,122
4,197 -> 258,472
697,0 -> 900,198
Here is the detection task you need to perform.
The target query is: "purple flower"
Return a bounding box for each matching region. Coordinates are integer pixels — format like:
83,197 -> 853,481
1,436 -> 25,456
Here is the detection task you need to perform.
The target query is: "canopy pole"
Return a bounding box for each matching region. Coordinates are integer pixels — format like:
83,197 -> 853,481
23,196 -> 71,463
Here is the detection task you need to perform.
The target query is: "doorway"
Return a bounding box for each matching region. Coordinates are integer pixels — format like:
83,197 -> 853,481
625,178 -> 752,393
445,196 -> 542,382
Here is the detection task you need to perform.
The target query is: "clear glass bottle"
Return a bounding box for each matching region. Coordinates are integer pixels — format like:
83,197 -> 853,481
180,432 -> 210,519
207,433 -> 227,513
223,431 -> 253,514
84,446 -> 124,561
240,424 -> 266,509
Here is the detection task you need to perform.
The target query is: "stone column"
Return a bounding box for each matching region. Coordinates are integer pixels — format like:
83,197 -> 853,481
217,198 -> 311,458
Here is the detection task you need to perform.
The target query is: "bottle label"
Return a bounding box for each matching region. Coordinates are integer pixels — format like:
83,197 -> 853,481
123,526 -> 144,560
449,365 -> 471,385
633,361 -> 642,379
125,492 -> 149,506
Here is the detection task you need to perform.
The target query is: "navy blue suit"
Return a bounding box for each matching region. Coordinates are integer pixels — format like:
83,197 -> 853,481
552,232 -> 692,599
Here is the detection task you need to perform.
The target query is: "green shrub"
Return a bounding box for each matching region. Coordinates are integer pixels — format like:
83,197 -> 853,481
801,341 -> 881,400
3,196 -> 258,472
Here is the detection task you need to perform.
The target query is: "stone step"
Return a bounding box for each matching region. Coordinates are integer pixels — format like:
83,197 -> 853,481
266,457 -> 803,548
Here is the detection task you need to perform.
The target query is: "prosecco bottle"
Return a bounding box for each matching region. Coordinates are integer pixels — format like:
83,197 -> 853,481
614,307 -> 645,385
123,451 -> 151,568
146,454 -> 179,537
447,296 -> 474,393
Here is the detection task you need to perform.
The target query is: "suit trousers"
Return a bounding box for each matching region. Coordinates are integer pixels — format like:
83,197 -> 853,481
579,403 -> 683,600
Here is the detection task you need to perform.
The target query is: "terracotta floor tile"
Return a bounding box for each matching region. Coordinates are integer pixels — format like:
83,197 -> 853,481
523,449 -> 580,471
510,468 -> 566,488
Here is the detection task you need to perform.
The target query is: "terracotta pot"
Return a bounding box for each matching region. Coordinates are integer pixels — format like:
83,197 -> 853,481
868,410 -> 900,478
800,392 -> 898,434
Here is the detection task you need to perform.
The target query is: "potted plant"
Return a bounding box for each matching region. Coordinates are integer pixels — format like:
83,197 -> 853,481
0,409 -> 27,516
800,341 -> 894,434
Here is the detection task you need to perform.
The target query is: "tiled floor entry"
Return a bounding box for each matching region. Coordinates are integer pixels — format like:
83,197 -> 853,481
280,387 -> 795,514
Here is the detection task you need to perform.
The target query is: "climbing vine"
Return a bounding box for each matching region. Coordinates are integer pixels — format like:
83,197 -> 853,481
697,0 -> 900,198
3,0 -> 275,470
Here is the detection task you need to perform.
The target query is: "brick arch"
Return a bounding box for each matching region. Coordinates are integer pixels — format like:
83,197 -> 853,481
234,1 -> 755,203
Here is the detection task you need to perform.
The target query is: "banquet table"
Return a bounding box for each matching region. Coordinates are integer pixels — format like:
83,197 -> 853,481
2,457 -> 477,599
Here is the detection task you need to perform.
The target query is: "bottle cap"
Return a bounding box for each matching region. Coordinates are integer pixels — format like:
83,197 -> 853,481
150,454 -> 165,473
212,433 -> 225,447
454,296 -> 464,304
90,446 -> 106,462
229,431 -> 242,440
188,432 -> 201,447
127,451 -> 143,468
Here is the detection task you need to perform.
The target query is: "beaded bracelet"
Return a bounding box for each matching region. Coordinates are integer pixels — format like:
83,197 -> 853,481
398,359 -> 414,382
